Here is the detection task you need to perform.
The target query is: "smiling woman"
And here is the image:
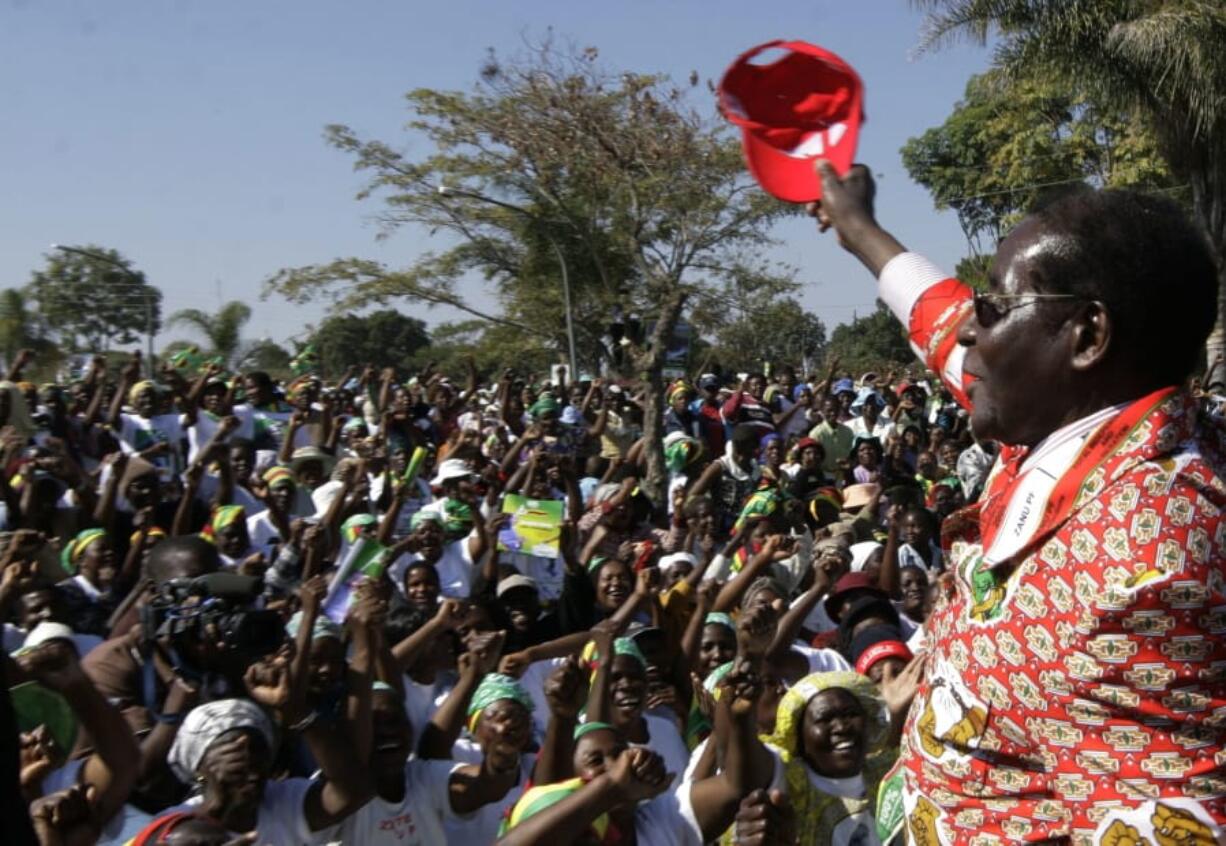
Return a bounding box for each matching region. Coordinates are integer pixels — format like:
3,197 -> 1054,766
748,671 -> 894,846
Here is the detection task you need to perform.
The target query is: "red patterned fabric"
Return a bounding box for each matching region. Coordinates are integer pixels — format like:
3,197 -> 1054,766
892,264 -> 1226,845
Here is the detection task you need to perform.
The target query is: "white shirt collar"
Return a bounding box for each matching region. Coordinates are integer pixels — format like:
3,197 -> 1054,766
1020,402 -> 1129,474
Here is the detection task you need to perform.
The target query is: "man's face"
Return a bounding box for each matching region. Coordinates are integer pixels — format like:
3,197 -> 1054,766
746,376 -> 766,399
959,218 -> 1084,446
19,589 -> 61,629
243,377 -> 269,406
500,587 -> 539,633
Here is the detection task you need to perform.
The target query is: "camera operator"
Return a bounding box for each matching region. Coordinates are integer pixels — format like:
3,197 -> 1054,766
80,535 -> 279,812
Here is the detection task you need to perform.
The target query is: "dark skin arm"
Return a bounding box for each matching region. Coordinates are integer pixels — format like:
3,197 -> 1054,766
418,630 -> 504,761
92,453 -> 128,528
14,643 -> 140,827
714,534 -> 795,613
171,464 -> 203,537
106,353 -> 141,428
494,749 -> 670,846
808,160 -> 907,277
6,348 -> 32,382
533,656 -> 587,783
879,505 -> 904,599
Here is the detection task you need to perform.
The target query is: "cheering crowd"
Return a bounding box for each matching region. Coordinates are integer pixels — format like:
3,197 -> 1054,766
1,160 -> 1225,846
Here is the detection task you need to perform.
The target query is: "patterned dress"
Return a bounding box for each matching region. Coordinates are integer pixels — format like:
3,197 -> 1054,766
879,254 -> 1226,845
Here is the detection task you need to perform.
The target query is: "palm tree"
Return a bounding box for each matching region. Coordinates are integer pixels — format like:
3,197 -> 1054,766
167,300 -> 253,369
915,0 -> 1226,367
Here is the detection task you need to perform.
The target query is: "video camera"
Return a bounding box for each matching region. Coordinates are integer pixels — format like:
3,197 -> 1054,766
141,572 -> 283,662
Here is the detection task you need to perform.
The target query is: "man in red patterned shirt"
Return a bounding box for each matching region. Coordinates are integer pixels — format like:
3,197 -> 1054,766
811,160 -> 1225,845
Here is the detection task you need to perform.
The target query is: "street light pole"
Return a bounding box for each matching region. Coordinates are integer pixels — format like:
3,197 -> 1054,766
436,186 -> 580,380
51,244 -> 155,377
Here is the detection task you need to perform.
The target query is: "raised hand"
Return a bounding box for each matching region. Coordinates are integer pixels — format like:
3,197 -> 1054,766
459,629 -> 506,677
609,747 -> 670,804
29,783 -> 99,846
243,646 -> 294,713
880,652 -> 926,721
736,603 -> 778,662
543,656 -> 587,719
16,640 -> 88,694
733,789 -> 797,846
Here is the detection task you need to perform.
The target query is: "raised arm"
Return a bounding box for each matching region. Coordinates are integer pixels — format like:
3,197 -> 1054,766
15,643 -> 140,826
417,630 -> 504,760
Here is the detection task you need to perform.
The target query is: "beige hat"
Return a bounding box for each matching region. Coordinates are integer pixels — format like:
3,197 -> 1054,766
841,483 -> 880,512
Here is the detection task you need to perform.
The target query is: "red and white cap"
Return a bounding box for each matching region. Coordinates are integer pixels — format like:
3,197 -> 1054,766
719,40 -> 865,202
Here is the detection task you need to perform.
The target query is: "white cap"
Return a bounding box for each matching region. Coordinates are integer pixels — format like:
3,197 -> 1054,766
432,458 -> 476,485
20,622 -> 77,653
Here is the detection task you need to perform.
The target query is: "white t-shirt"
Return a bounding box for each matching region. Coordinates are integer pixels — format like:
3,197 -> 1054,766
178,776 -> 316,846
187,409 -> 255,463
848,416 -> 895,443
390,538 -> 476,599
116,412 -> 186,479
403,673 -> 457,745
634,714 -> 690,789
790,643 -> 852,674
314,759 -> 461,846
444,753 -> 536,844
637,788 -> 704,846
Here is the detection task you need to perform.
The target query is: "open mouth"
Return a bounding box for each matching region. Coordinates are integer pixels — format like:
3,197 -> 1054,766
613,691 -> 642,711
606,587 -> 628,605
830,736 -> 861,754
375,739 -> 406,753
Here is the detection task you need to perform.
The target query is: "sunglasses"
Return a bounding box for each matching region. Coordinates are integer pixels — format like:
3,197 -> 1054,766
971,291 -> 1084,328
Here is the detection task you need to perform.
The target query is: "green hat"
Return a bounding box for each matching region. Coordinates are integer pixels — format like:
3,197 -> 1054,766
10,682 -> 77,759
286,611 -> 343,642
60,528 -> 106,574
528,394 -> 560,419
704,612 -> 735,632
573,720 -> 616,741
467,672 -> 534,719
612,637 -> 647,668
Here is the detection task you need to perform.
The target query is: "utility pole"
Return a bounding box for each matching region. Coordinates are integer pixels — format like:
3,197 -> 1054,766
436,185 -> 579,380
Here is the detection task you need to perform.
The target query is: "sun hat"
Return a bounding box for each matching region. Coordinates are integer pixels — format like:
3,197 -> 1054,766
719,40 -> 865,202
431,458 -> 476,485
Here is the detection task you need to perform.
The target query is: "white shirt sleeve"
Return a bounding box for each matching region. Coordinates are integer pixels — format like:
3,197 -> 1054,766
877,252 -> 950,325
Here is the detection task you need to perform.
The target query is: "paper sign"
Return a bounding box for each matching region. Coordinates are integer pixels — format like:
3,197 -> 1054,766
497,494 -> 564,559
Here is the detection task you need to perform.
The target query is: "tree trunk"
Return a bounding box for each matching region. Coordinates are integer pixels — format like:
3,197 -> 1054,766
632,288 -> 687,510
1187,141 -> 1226,387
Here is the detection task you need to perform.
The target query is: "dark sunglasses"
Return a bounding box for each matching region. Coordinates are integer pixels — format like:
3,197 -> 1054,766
971,291 -> 1084,327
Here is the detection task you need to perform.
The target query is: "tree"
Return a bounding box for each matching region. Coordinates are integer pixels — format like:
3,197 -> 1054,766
0,289 -> 51,370
26,245 -> 162,353
423,319 -> 556,378
710,298 -> 827,375
167,301 -> 253,370
308,310 -> 431,376
264,39 -> 799,503
914,0 -> 1226,372
901,71 -> 1173,256
236,339 -> 292,376
825,303 -> 914,376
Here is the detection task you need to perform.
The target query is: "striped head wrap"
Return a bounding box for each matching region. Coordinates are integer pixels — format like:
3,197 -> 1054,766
128,380 -> 159,407
465,673 -> 534,733
263,465 -> 296,489
500,778 -> 610,841
60,528 -> 107,573
200,505 -> 246,544
341,512 -> 377,545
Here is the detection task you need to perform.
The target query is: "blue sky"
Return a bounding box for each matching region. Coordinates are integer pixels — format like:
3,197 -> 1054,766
0,1 -> 993,354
